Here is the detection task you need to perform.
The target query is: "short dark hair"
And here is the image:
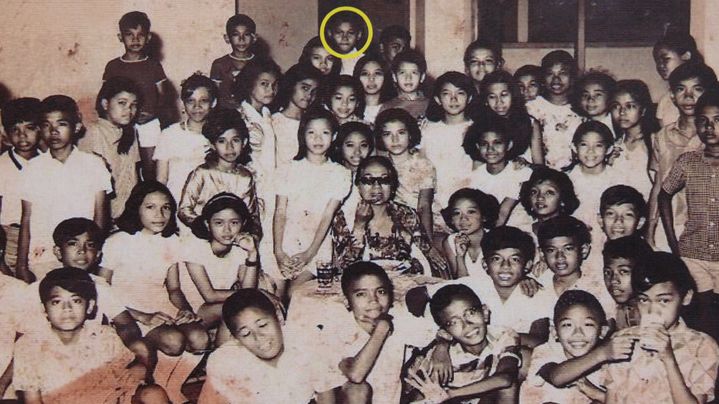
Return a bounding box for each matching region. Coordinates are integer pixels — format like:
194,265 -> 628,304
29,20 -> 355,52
600,185 -> 647,219
537,215 -> 591,247
429,284 -> 482,327
341,261 -> 394,303
573,71 -> 617,116
322,75 -> 366,119
202,108 -> 251,165
180,73 -> 218,102
480,226 -> 536,263
53,218 -> 105,249
611,79 -> 660,139
602,235 -> 653,266
330,121 -> 374,164
39,267 -> 97,305
116,181 -> 179,237
225,14 -> 256,36
463,115 -> 515,162
222,288 -> 278,331
696,87 -> 719,117
463,39 -> 502,66
541,50 -> 578,80
553,289 -> 607,325
632,251 -> 696,298
441,188 -> 499,230
514,64 -> 542,81
327,10 -> 364,33
374,108 -> 421,151
380,25 -> 411,44
41,95 -> 85,141
669,63 -> 718,91
571,120 -> 614,150
233,58 -> 281,104
519,167 -> 580,218
294,107 -> 339,160
391,49 -> 427,75
2,97 -> 42,134
354,155 -> 400,197
119,11 -> 150,32
191,192 -> 251,240
426,71 -> 478,122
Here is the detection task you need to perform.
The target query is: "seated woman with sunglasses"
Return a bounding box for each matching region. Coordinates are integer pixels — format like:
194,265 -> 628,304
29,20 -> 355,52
331,156 -> 450,278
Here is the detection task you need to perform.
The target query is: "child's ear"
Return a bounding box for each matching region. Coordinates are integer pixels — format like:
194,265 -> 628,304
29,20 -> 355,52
682,289 -> 694,306
680,51 -> 692,62
481,258 -> 488,271
392,73 -> 399,84
580,243 -> 591,260
596,213 -> 604,229
600,324 -> 610,339
637,217 -> 646,230
211,99 -> 218,108
146,32 -> 153,43
433,96 -> 441,105
420,73 -> 426,84
467,94 -> 473,105
86,299 -> 97,316
100,98 -> 109,112
53,245 -> 63,262
343,296 -> 351,311
117,33 -> 123,43
507,140 -> 514,151
497,58 -> 505,70
605,144 -> 615,157
250,33 -> 257,44
223,34 -> 230,44
437,328 -> 454,342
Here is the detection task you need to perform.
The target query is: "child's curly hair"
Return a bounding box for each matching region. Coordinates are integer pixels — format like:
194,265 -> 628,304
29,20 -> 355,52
519,167 -> 580,218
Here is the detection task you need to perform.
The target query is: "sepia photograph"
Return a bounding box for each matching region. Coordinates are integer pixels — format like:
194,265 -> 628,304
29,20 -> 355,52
0,0 -> 717,402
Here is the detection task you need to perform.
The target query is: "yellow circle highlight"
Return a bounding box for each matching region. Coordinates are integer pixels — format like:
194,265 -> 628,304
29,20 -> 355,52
319,6 -> 373,59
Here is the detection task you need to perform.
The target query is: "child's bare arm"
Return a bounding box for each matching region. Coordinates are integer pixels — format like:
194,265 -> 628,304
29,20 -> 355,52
272,195 -> 294,275
339,317 -> 392,383
185,262 -> 235,304
530,120 -> 545,165
658,189 -> 679,254
291,199 -> 342,267
19,390 -> 43,404
417,188 -> 434,239
496,198 -> 518,227
93,191 -> 109,233
139,147 -> 156,180
643,327 -> 705,403
442,236 -> 463,278
520,317 -> 550,348
177,168 -> 202,227
647,175 -> 663,246
446,354 -> 519,399
165,263 -> 198,323
16,200 -> 34,283
155,159 -> 169,185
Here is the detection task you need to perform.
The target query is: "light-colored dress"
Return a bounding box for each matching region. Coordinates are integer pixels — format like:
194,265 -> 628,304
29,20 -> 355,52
526,96 -> 583,169
154,122 -> 210,203
271,111 -> 300,169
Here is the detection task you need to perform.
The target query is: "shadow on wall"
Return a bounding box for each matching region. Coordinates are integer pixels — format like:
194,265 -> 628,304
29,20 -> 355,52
146,32 -> 181,127
0,81 -> 12,110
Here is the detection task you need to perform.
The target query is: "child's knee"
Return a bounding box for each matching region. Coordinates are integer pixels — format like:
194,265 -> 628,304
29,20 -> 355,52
154,328 -> 185,356
183,325 -> 209,353
341,381 -> 372,404
132,383 -> 170,404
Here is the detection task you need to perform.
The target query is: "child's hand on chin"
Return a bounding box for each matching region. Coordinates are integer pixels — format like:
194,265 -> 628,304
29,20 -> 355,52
233,233 -> 256,253
639,326 -> 672,359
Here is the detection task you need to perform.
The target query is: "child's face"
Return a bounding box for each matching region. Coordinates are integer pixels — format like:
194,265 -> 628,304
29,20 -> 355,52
212,129 -> 245,165
541,236 -> 585,277
41,111 -> 77,151
599,203 -> 643,240
225,24 -> 256,54
330,86 -> 358,121
346,274 -> 392,324
485,248 -> 529,289
290,78 -> 319,111
435,82 -> 469,117
580,83 -> 609,117
183,87 -> 213,124
208,208 -> 242,246
696,105 -> 719,146
380,120 -> 411,156
610,92 -> 643,131
381,37 -> 408,62
53,232 -> 101,271
43,286 -> 93,332
654,47 -> 688,81
119,25 -> 150,54
575,131 -> 609,170
477,131 -> 510,165
358,61 -> 385,96
250,73 -> 279,107
358,162 -> 393,205
341,132 -> 371,169
555,305 -> 604,358
393,62 -> 424,94
465,48 -> 498,83
529,180 -> 562,218
485,82 -> 512,116
304,118 -> 333,157
636,281 -> 691,329
671,77 -> 706,116
7,120 -> 41,154
517,74 -> 540,102
438,297 -> 487,348
544,63 -> 572,96
310,47 -> 336,76
231,307 -> 284,360
330,21 -> 361,53
102,91 -> 139,127
603,257 -> 634,304
449,198 -> 483,235
138,191 -> 172,235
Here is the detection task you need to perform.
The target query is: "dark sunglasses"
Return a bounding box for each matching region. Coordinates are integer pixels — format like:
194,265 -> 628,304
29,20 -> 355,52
358,176 -> 392,186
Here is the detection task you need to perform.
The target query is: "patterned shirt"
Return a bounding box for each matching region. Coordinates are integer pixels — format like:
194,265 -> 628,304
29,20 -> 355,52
662,150 -> 719,261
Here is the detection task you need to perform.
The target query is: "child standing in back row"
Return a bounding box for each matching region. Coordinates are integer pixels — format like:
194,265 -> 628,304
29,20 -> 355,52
379,49 -> 430,120
210,14 -> 258,110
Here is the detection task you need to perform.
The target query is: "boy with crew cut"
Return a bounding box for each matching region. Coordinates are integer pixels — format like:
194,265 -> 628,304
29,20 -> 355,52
379,25 -> 411,64
378,49 -> 430,120
210,14 -> 258,109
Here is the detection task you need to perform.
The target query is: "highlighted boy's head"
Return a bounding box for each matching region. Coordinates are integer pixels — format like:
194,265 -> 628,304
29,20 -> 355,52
464,115 -> 514,163
40,95 -> 84,150
481,226 -> 535,288
430,284 -> 487,348
463,40 -> 503,84
538,216 -> 591,277
669,63 -> 717,117
519,167 -> 579,219
602,235 -> 652,304
391,49 -> 427,95
441,188 -> 499,234
541,50 -> 577,97
341,261 -> 394,323
598,185 -> 647,240
203,108 -> 251,166
118,11 -> 151,54
514,65 -> 542,102
191,192 -> 249,242
632,251 -> 695,329
553,290 -> 608,358
326,11 -> 365,54
222,289 -> 284,360
52,218 -> 105,271
379,25 -> 411,63
2,97 -> 42,154
696,87 -> 719,146
224,14 -> 256,54
574,71 -> 616,118
39,267 -> 98,331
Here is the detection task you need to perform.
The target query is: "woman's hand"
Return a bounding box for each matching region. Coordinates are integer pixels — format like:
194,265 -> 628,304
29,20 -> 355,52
354,200 -> 374,227
289,250 -> 314,272
174,309 -> 200,325
275,251 -> 298,279
453,233 -> 469,257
